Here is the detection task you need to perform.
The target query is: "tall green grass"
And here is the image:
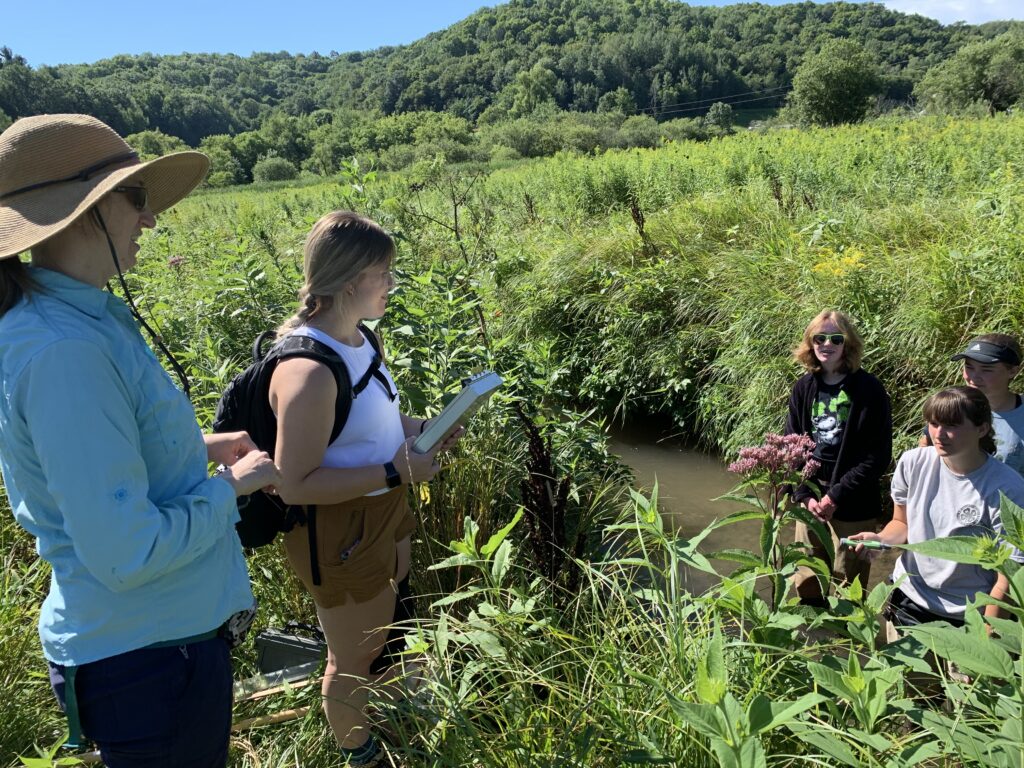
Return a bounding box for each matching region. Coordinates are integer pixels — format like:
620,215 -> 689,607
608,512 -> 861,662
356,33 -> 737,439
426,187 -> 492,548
0,497 -> 64,765
497,116 -> 1024,454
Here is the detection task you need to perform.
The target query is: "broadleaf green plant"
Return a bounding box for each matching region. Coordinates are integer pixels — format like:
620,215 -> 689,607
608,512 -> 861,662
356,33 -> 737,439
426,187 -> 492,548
714,433 -> 830,612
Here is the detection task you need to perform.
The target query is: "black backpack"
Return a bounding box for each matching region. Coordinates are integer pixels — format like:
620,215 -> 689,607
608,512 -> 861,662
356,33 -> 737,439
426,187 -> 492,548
213,325 -> 385,550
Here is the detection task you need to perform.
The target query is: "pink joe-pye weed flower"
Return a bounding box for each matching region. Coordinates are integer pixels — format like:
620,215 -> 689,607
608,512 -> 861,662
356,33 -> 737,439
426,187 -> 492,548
728,432 -> 817,479
801,457 -> 821,480
723,433 -> 819,612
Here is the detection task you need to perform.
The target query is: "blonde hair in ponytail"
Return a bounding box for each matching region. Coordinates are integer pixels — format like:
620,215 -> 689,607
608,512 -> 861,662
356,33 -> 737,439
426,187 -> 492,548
277,211 -> 395,337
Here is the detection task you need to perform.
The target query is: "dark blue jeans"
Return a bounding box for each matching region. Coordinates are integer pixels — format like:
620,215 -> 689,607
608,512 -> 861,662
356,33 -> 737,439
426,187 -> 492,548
49,637 -> 232,767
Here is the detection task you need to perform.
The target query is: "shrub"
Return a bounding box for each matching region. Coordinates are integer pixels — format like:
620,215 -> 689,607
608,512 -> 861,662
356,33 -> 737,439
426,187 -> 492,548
124,128 -> 189,159
787,39 -> 883,126
915,32 -> 1024,115
612,115 -> 662,148
251,154 -> 298,183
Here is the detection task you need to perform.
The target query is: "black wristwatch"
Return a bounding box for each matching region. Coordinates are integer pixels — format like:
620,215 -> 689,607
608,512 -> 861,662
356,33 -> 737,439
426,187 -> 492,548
383,461 -> 402,489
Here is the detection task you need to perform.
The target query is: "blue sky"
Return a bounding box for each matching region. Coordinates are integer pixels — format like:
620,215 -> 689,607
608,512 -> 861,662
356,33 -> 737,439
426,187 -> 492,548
7,0 -> 1023,67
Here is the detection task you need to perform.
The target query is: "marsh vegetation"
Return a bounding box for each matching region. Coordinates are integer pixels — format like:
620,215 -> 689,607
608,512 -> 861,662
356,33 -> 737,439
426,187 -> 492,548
6,113 -> 1024,766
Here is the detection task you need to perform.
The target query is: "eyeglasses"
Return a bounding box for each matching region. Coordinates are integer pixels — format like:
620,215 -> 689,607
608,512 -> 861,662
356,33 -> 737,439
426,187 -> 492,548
812,333 -> 845,346
114,185 -> 148,211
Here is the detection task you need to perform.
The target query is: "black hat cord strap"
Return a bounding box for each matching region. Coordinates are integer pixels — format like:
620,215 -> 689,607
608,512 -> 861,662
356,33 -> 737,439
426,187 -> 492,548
0,151 -> 139,202
95,208 -> 192,401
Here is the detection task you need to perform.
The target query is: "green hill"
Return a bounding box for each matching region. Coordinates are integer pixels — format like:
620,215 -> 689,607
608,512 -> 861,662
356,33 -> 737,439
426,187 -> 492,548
2,0 -> 1020,145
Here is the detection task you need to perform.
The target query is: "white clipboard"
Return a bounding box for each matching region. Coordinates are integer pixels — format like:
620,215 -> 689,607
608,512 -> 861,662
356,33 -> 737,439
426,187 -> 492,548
411,371 -> 503,453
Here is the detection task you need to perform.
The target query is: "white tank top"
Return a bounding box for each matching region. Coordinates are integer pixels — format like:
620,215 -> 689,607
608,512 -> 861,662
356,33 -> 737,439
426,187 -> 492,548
287,326 -> 405,494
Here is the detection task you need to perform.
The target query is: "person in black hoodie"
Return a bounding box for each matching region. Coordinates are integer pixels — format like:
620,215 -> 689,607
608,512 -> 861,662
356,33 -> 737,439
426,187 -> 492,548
785,310 -> 892,607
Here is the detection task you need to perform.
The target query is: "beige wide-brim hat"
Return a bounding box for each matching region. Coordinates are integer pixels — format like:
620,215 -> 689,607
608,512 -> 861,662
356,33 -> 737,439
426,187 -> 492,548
0,113 -> 210,260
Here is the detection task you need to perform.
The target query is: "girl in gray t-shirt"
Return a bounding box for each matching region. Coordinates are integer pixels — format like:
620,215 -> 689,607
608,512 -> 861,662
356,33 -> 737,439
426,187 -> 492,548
850,386 -> 1024,624
922,334 -> 1024,475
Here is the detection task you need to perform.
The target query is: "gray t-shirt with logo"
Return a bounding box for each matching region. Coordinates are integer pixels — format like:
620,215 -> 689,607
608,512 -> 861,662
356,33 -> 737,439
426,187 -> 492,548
891,447 -> 1024,619
994,400 -> 1024,476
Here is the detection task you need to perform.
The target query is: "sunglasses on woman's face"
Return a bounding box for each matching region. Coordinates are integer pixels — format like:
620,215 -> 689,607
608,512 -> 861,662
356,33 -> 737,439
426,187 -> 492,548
114,185 -> 148,211
812,333 -> 845,346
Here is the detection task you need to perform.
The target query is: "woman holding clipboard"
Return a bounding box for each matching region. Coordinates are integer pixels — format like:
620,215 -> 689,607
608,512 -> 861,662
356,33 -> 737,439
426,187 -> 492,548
269,211 -> 461,767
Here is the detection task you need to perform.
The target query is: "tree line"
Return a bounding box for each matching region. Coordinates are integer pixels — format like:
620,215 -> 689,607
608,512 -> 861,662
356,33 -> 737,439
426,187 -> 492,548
2,1 -> 1023,185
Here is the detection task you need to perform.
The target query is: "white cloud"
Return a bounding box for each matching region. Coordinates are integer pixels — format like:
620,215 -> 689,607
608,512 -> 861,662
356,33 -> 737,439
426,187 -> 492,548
880,0 -> 1024,25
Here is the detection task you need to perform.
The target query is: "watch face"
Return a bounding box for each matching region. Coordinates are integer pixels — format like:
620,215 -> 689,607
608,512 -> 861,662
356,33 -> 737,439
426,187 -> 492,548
385,462 -> 401,488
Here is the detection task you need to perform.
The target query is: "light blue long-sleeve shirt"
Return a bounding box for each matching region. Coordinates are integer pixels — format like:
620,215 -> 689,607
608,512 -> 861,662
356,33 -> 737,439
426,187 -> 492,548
0,267 -> 253,666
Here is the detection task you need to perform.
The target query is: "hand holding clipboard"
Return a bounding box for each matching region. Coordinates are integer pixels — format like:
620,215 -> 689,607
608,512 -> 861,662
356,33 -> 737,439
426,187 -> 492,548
412,371 -> 503,453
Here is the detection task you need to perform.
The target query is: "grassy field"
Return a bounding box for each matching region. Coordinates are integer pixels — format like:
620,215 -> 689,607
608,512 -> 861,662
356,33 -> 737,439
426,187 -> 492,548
4,114 -> 1024,766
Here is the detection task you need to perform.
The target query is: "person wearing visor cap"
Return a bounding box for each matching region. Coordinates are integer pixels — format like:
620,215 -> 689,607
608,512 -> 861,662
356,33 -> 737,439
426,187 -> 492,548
920,334 -> 1024,476
0,114 -> 278,767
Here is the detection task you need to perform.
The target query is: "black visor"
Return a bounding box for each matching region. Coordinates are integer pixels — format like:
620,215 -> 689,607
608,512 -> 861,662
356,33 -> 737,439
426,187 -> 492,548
950,340 -> 1021,366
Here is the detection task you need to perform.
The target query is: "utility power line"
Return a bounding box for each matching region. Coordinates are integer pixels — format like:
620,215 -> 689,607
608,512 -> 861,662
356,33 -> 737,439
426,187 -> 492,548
649,90 -> 792,119
638,84 -> 791,115
631,52 -> 921,118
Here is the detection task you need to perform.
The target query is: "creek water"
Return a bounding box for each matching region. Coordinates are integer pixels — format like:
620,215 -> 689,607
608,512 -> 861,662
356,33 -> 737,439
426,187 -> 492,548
609,427 -> 897,595
609,427 -> 760,595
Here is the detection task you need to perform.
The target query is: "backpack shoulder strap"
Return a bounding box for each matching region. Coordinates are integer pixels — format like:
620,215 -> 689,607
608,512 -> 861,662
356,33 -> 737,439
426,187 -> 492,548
268,334 -> 353,445
351,325 -> 396,401
253,330 -> 279,363
358,323 -> 384,360
273,334 -> 337,361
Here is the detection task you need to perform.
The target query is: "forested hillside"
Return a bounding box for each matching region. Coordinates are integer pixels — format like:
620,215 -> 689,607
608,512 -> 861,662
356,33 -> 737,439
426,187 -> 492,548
315,0 -> 1009,117
2,0 -> 1019,144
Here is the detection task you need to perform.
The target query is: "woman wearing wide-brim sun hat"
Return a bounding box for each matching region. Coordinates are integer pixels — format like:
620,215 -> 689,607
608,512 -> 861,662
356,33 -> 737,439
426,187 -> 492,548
0,114 -> 279,767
